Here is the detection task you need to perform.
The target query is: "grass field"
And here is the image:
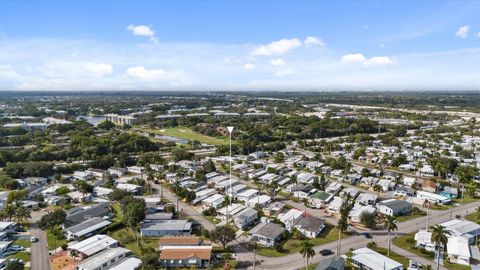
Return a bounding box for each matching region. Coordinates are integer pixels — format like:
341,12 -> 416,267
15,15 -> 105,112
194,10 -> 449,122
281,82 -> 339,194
257,224 -> 348,257
396,208 -> 426,222
466,212 -> 480,223
8,251 -> 30,263
47,229 -> 67,250
138,126 -> 229,145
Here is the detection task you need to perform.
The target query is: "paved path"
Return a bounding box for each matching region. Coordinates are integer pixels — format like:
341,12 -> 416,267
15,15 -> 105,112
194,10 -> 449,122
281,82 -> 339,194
241,201 -> 480,270
151,183 -> 216,231
30,228 -> 51,270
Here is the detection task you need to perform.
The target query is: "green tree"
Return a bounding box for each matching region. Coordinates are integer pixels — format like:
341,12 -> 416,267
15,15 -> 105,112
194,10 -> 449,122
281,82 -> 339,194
121,197 -> 146,245
359,211 -> 377,229
383,215 -> 398,256
431,225 -> 450,270
299,240 -> 315,270
455,165 -> 478,202
211,226 -> 236,248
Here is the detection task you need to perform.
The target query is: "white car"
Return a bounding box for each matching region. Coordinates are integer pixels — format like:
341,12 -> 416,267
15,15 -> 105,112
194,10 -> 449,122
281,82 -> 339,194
30,237 -> 38,243
10,245 -> 24,251
408,260 -> 423,270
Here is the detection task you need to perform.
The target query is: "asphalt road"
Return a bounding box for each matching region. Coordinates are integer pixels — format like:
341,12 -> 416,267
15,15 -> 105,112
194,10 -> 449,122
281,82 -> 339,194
30,228 -> 51,270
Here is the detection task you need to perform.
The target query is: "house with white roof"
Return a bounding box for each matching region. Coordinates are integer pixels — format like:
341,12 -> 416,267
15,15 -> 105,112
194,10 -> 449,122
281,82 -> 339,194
236,189 -> 259,202
349,205 -> 376,223
277,208 -> 304,231
351,247 -> 403,270
202,194 -> 224,209
416,191 -> 451,205
246,195 -> 271,208
414,230 -> 435,252
440,219 -> 480,244
68,234 -> 118,259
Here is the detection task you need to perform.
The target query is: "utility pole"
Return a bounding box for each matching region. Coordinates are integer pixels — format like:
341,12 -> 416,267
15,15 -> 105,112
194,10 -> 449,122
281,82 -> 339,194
253,242 -> 257,270
227,126 -> 234,225
426,203 -> 429,230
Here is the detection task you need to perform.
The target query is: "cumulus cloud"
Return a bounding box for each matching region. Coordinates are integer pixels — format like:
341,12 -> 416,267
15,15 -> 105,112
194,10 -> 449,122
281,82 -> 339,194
252,38 -> 301,56
126,66 -> 181,80
243,63 -> 256,70
42,61 -> 113,78
270,58 -> 286,66
304,36 -> 325,47
455,25 -> 471,39
126,25 -> 158,43
341,54 -> 393,67
341,53 -> 367,63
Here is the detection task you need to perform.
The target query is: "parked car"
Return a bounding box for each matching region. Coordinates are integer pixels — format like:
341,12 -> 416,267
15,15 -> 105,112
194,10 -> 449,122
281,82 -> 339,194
363,233 -> 372,239
30,237 -> 38,243
408,260 -> 423,270
10,245 -> 24,251
320,249 -> 334,256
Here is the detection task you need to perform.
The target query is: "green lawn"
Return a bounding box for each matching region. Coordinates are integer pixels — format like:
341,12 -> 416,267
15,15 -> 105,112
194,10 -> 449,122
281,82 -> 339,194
393,233 -> 471,270
138,126 -> 229,145
7,251 -> 30,263
257,224 -> 349,257
109,227 -> 159,256
14,238 -> 32,248
396,208 -> 426,222
47,229 -> 67,250
466,212 -> 480,223
204,215 -> 221,224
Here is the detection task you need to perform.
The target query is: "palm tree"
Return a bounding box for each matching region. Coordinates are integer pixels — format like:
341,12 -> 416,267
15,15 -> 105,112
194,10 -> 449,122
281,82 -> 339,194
367,241 -> 377,249
432,225 -> 450,270
2,204 -> 16,221
70,249 -> 79,259
337,218 -> 348,254
299,240 -> 315,270
14,203 -> 31,229
373,184 -> 382,196
383,215 -> 398,256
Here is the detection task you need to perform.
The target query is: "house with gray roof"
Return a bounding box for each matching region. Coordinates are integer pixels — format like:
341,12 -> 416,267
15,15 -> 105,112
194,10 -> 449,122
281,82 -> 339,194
378,199 -> 412,217
250,223 -> 285,247
65,217 -> 112,240
294,216 -> 326,238
233,207 -> 258,230
140,220 -> 192,237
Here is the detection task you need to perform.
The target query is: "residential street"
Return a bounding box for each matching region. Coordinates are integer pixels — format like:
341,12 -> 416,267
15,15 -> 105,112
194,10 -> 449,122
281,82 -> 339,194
150,182 -> 480,270
30,227 -> 51,270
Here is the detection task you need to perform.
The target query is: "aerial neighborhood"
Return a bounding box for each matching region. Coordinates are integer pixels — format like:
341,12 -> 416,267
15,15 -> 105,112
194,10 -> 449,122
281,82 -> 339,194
0,92 -> 479,270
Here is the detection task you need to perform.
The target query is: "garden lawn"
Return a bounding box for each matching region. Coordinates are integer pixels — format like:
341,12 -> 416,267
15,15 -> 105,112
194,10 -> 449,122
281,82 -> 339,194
466,212 -> 480,223
109,227 -> 159,256
257,224 -> 348,257
47,229 -> 67,250
7,251 -> 30,263
14,238 -> 31,248
139,126 -> 229,145
396,209 -> 426,222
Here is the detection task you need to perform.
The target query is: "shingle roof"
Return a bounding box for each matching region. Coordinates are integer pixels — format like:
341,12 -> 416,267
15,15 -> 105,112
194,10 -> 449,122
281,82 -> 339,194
295,216 -> 325,232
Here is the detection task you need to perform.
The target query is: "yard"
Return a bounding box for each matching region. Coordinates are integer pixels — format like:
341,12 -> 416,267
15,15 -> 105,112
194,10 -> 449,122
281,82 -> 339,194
396,208 -> 426,222
109,226 -> 159,256
136,126 -> 229,145
256,224 -> 349,257
47,229 -> 67,250
392,233 -> 471,270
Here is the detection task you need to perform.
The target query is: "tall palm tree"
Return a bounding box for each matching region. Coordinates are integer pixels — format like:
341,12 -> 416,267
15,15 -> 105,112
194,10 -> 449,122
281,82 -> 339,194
337,218 -> 348,254
299,240 -> 315,270
3,204 -> 16,221
432,225 -> 450,270
383,215 -> 398,256
14,203 -> 31,229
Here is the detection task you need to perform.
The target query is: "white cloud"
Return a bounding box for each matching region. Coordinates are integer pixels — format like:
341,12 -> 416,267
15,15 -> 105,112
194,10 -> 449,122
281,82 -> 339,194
126,25 -> 158,43
252,38 -> 301,56
0,65 -> 23,81
42,61 -> 113,78
341,54 -> 393,67
127,25 -> 155,37
366,56 -> 394,66
243,63 -> 256,70
304,36 -> 325,47
476,32 -> 480,38
455,25 -> 471,39
275,68 -> 296,77
270,58 -> 286,66
341,53 -> 367,63
126,66 -> 181,80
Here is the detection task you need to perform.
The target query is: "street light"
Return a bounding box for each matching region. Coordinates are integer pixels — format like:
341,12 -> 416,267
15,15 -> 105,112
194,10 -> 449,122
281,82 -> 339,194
227,126 -> 234,224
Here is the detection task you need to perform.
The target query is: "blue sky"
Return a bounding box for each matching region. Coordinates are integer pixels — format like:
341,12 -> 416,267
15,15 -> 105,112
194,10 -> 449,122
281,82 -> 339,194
0,0 -> 479,91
